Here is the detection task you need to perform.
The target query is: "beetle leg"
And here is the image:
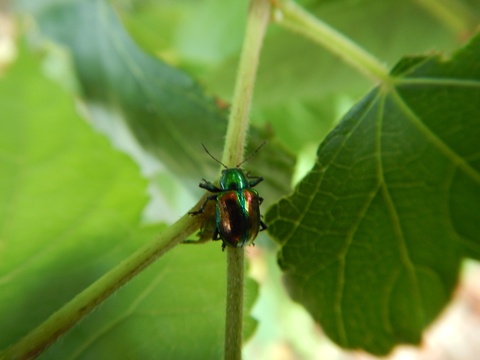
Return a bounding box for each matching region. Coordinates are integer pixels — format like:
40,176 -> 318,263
258,197 -> 264,205
245,171 -> 261,179
212,227 -> 221,240
183,238 -> 211,245
213,229 -> 227,252
259,220 -> 268,231
199,179 -> 222,193
248,176 -> 264,187
212,228 -> 229,251
189,195 -> 217,216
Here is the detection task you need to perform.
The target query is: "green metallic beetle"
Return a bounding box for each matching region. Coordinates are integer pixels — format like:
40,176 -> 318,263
189,144 -> 268,250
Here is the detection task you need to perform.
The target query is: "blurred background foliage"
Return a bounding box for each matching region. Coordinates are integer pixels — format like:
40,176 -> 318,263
1,0 -> 480,359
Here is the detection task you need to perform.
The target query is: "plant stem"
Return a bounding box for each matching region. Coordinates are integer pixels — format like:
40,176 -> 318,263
224,247 -> 246,360
0,213 -> 199,360
221,1 -> 270,359
273,0 -> 389,83
222,0 -> 271,168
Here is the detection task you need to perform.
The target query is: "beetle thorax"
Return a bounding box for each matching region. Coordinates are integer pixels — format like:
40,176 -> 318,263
220,168 -> 249,190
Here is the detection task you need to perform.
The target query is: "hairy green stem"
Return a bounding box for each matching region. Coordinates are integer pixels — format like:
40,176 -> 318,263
0,213 -> 199,360
222,0 -> 271,168
224,247 -> 246,360
273,0 -> 389,83
222,1 -> 270,359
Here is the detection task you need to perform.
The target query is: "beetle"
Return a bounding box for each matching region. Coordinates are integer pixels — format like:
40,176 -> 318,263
189,143 -> 268,250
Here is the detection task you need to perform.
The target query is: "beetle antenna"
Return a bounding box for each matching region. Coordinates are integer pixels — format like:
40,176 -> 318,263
201,143 -> 228,169
237,141 -> 266,167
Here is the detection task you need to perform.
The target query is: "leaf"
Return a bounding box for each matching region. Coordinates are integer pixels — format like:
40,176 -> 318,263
28,0 -> 294,204
202,0 -> 480,152
0,47 -> 256,359
42,243 -> 258,360
265,33 -> 480,355
41,0 -> 227,179
0,43 -> 146,349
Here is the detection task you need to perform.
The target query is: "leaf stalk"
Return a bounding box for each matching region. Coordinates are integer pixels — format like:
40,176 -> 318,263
0,213 -> 199,360
273,0 -> 389,83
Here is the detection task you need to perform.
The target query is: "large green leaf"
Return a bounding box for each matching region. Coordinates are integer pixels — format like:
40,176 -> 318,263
35,0 -> 226,179
41,243 -> 258,360
204,0 -> 480,152
122,0 -> 479,153
25,0 -> 294,204
266,33 -> 480,354
0,47 -> 257,359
